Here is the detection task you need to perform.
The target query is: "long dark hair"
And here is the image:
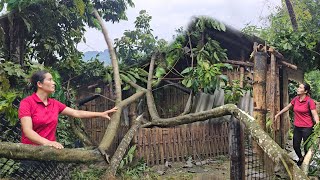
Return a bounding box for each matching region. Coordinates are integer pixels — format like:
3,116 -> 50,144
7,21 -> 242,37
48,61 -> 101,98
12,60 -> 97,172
303,82 -> 311,96
30,70 -> 49,92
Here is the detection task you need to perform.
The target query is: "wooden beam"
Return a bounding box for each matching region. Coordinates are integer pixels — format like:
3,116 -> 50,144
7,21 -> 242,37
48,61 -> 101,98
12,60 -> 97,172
268,47 -> 298,70
279,61 -> 298,70
225,60 -> 253,67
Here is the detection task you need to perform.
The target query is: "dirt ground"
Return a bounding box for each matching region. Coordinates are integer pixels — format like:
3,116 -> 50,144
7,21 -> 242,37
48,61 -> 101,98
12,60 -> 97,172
145,156 -> 230,180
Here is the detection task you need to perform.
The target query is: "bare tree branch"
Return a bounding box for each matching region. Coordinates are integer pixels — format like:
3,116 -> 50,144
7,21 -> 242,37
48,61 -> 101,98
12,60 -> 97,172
98,91 -> 146,153
146,54 -> 160,119
119,90 -> 147,108
142,104 -> 232,128
93,9 -> 122,103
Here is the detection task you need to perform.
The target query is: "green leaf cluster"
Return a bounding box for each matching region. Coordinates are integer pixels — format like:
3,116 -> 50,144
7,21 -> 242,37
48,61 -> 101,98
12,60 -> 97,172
163,17 -> 231,93
120,67 -> 149,90
181,62 -> 232,93
0,0 -> 135,69
0,60 -> 29,125
305,70 -> 320,101
115,10 -> 167,66
223,80 -> 247,104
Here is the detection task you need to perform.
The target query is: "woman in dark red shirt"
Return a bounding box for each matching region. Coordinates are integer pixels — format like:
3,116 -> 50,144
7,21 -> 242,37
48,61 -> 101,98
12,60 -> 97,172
18,70 -> 118,149
275,83 -> 319,166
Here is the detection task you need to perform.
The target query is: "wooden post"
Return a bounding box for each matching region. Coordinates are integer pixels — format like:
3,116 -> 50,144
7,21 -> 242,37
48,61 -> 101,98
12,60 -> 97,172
270,54 -> 281,144
239,67 -> 246,180
280,67 -> 289,148
253,48 -> 268,159
229,116 -> 241,180
239,67 -> 244,88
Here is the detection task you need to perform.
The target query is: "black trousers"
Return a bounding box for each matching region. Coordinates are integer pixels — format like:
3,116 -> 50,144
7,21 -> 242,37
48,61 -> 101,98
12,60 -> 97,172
293,126 -> 313,159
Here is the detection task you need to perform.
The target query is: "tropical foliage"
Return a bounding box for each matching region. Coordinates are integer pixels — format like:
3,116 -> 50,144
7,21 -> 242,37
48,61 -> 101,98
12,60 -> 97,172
305,70 -> 320,101
156,17 -> 232,93
0,0 -> 134,71
0,0 -> 135,115
242,0 -> 320,71
115,10 -> 166,66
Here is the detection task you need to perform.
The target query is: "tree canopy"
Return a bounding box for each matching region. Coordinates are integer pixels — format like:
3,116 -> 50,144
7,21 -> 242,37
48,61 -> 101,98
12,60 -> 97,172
242,0 -> 320,71
0,0 -> 134,67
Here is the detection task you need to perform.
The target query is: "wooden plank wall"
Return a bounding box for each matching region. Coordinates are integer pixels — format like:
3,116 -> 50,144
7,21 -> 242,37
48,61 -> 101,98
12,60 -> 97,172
134,122 -> 229,165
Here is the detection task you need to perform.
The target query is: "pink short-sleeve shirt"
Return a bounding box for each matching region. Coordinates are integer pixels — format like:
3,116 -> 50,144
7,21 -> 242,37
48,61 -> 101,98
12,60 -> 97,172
291,96 -> 316,128
18,93 -> 67,145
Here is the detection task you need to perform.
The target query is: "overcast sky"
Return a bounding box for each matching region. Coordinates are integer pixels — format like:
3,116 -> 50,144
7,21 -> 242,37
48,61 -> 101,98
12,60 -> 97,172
77,0 -> 282,52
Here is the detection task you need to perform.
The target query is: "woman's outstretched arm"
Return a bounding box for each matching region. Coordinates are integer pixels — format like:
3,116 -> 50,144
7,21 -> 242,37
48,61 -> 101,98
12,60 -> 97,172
61,106 -> 118,120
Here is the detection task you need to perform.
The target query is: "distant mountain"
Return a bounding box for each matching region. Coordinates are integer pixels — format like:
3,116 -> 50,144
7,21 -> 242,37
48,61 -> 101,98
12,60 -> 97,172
83,49 -> 111,65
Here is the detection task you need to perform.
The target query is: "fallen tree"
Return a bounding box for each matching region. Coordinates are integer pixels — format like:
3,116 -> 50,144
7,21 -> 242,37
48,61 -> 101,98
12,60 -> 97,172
0,6 -> 312,180
0,103 -> 309,179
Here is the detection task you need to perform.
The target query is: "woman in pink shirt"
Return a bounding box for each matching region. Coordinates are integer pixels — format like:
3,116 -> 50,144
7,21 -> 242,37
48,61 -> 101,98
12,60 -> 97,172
275,83 -> 319,166
18,70 -> 118,149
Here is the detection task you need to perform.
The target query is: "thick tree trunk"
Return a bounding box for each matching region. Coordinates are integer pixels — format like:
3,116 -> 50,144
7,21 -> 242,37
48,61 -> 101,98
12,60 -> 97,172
128,100 -> 138,126
0,14 -> 10,60
98,90 -> 146,154
0,142 -> 104,163
284,0 -> 298,31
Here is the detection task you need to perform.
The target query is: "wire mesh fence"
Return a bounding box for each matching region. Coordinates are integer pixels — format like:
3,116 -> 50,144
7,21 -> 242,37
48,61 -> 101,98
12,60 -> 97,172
237,91 -> 275,180
244,135 -> 274,179
0,114 -> 76,179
